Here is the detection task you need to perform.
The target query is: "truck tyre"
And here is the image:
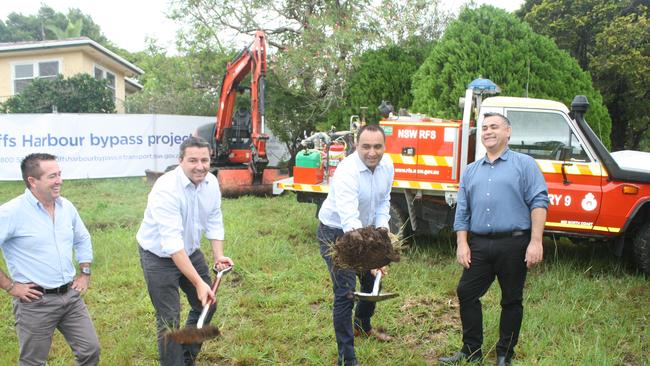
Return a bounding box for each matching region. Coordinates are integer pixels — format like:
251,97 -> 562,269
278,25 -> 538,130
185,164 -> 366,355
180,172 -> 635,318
633,222 -> 650,276
389,203 -> 410,239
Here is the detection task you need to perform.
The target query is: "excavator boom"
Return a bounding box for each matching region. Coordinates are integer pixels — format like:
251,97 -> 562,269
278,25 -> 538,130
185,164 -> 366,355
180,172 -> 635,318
207,30 -> 285,196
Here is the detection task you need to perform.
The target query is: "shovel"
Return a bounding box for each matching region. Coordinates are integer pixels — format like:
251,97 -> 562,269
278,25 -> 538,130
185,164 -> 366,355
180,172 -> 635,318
165,265 -> 233,344
353,271 -> 398,302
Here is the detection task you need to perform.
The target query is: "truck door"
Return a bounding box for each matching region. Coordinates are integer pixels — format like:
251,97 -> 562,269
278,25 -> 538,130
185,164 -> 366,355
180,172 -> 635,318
505,110 -> 604,233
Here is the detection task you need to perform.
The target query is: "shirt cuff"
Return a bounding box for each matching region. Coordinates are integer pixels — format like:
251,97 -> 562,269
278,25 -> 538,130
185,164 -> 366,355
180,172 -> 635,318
161,238 -> 185,256
342,221 -> 363,233
375,219 -> 390,230
205,230 -> 225,241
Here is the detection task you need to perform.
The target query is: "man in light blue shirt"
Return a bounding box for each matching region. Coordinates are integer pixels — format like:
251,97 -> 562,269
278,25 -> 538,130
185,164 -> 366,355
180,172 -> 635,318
137,136 -> 234,366
317,124 -> 395,366
440,113 -> 548,366
0,153 -> 100,365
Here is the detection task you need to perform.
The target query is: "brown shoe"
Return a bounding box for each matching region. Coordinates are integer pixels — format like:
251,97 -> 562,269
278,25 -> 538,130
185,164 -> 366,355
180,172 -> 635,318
353,327 -> 393,342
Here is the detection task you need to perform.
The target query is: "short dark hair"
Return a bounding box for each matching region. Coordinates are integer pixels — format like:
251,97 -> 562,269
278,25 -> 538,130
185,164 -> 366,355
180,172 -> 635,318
179,136 -> 212,159
483,112 -> 511,126
358,124 -> 386,141
21,153 -> 56,188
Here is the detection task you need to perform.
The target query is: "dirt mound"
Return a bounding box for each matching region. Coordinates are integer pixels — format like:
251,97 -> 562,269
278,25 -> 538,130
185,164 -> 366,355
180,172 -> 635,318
330,227 -> 401,272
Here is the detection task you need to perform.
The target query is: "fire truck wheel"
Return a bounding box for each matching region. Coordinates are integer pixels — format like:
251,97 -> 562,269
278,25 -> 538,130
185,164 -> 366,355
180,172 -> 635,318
632,222 -> 650,276
389,203 -> 410,239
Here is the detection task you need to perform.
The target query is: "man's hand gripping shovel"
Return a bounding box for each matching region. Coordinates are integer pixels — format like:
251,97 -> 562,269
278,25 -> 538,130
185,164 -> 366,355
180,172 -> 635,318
165,265 -> 233,344
352,271 -> 398,302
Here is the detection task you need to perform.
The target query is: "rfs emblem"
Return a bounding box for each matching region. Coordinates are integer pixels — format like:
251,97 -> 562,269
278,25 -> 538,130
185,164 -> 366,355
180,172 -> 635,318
581,193 -> 597,212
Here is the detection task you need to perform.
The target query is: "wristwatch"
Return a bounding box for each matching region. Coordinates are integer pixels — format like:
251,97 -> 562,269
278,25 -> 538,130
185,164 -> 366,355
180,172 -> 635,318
80,267 -> 91,275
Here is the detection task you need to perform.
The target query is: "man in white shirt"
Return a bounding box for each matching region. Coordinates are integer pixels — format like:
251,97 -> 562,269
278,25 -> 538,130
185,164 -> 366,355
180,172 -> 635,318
137,137 -> 234,366
317,124 -> 395,366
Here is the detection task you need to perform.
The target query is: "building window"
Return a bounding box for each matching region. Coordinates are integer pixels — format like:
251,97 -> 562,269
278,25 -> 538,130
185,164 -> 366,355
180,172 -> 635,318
12,60 -> 60,94
94,65 -> 116,97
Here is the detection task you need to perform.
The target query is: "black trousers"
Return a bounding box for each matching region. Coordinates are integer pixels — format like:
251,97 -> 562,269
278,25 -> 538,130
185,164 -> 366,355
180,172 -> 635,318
457,234 -> 529,359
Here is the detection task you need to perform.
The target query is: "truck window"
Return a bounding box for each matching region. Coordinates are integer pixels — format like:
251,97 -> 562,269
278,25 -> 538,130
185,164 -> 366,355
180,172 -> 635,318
507,110 -> 588,161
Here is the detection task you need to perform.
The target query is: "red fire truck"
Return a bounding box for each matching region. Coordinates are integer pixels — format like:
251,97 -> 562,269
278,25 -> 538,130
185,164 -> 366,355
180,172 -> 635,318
273,81 -> 650,275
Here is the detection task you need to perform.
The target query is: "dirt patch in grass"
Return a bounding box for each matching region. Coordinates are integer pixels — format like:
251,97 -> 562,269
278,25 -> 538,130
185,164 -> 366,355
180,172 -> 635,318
198,354 -> 235,365
398,296 -> 461,362
257,228 -> 272,236
330,227 -> 400,272
309,301 -> 322,313
227,272 -> 243,288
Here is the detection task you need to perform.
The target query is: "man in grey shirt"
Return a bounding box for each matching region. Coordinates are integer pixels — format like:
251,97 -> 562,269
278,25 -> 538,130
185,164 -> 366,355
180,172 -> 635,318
439,113 -> 549,366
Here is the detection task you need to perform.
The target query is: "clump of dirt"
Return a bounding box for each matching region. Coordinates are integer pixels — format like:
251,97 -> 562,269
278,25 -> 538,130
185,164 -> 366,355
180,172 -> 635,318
330,227 -> 401,272
164,325 -> 220,344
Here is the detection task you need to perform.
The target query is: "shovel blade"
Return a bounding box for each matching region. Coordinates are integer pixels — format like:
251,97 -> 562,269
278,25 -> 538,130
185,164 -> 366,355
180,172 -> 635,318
353,292 -> 399,302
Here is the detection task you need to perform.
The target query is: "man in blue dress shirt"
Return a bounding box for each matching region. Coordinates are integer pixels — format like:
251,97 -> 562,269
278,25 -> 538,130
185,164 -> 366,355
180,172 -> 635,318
317,124 -> 395,366
0,153 -> 100,365
439,113 -> 549,366
137,136 -> 234,366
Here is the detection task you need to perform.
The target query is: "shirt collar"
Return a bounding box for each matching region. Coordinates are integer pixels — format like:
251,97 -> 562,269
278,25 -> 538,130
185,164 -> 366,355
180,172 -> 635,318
480,147 -> 511,165
176,165 -> 209,189
24,187 -> 62,208
353,152 -> 386,173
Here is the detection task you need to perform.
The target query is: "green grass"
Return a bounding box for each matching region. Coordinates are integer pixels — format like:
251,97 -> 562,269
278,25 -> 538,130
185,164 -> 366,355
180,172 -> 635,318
0,178 -> 648,365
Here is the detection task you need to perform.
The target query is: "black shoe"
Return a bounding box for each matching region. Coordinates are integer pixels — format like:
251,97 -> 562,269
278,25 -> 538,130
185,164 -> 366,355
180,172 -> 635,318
438,351 -> 483,364
495,356 -> 510,366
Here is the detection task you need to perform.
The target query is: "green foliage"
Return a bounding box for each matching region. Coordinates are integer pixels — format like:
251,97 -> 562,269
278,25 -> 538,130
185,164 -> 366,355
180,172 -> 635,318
520,0 -> 649,151
591,10 -> 650,151
411,5 -> 612,146
1,74 -> 115,113
46,17 -> 83,39
327,40 -> 434,129
0,5 -> 136,66
125,40 -> 231,116
0,5 -> 109,44
170,0 -> 449,151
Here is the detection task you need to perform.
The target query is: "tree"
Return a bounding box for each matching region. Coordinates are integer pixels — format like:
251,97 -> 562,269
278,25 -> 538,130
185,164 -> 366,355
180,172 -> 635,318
46,17 -> 83,39
169,0 -> 449,151
1,74 -> 115,113
519,0 -> 649,151
411,5 -> 611,146
125,40 -> 231,115
326,39 -> 433,129
0,6 -> 134,63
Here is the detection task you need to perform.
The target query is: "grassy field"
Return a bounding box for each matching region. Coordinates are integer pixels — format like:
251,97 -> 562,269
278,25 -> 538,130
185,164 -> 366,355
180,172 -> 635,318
0,178 -> 648,365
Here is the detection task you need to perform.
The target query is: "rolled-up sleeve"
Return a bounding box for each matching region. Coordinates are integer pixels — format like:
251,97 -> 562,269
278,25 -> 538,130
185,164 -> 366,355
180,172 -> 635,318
454,171 -> 471,232
374,162 -> 393,229
71,206 -> 93,263
0,204 -> 13,247
525,160 -> 549,210
149,188 -> 185,256
205,184 -> 225,240
335,172 -> 363,232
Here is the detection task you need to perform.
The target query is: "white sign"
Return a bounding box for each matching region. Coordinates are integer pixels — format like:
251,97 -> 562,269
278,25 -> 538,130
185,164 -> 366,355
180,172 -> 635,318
0,114 -> 212,180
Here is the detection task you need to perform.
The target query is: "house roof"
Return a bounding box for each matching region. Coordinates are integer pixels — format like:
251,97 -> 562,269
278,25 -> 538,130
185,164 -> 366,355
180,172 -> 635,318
0,37 -> 144,76
125,77 -> 144,93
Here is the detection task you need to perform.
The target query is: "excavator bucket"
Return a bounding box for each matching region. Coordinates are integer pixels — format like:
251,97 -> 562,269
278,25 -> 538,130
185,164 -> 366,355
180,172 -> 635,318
216,167 -> 288,197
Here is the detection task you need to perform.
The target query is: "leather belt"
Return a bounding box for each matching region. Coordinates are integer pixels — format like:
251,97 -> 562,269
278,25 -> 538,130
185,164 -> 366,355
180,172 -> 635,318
471,230 -> 530,239
34,282 -> 71,295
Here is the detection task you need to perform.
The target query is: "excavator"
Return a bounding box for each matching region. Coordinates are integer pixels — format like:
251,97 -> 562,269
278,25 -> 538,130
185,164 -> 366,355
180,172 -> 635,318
192,30 -> 286,196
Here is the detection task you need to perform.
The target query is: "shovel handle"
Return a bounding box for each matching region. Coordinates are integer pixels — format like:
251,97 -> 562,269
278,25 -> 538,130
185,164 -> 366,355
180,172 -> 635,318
371,271 -> 382,296
197,266 -> 232,328
197,303 -> 211,329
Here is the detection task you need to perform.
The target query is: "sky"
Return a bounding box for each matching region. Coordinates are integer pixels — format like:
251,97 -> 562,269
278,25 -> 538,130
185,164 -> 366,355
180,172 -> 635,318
0,0 -> 525,54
